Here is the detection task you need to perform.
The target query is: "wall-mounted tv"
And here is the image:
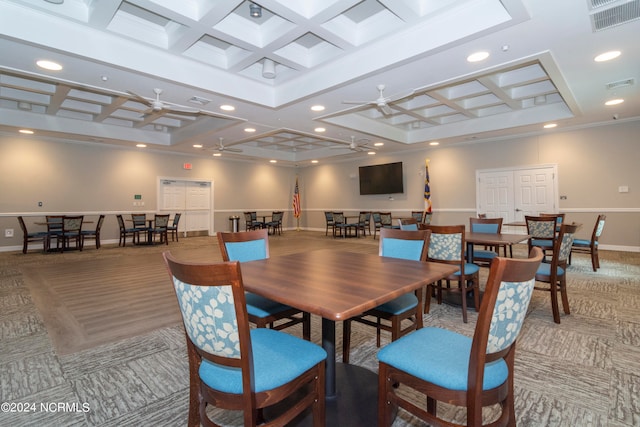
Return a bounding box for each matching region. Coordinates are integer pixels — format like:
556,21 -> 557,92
359,162 -> 404,195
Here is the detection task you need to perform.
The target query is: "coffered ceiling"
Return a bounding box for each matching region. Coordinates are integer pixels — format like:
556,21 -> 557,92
0,0 -> 639,165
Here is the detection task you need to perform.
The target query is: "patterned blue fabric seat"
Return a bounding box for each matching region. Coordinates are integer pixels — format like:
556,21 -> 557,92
469,216 -> 506,263
163,253 -> 326,427
570,214 -> 606,271
378,248 -> 543,427
217,229 -> 311,340
342,227 -> 430,363
424,224 -> 480,323
526,215 -> 561,257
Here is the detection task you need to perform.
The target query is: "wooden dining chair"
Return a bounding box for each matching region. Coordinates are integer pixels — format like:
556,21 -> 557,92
534,223 -> 579,323
59,215 -> 84,252
151,213 -> 170,244
167,213 -> 181,242
423,224 -> 480,323
17,216 -> 48,254
411,211 -> 424,223
217,229 -> 311,340
469,216 -> 506,264
342,227 -> 430,363
570,214 -> 606,271
80,214 -> 105,250
378,248 -> 543,427
116,214 -> 137,247
324,211 -> 335,236
45,215 -> 64,251
162,253 -> 326,427
525,215 -> 559,259
372,212 -> 383,239
398,217 -> 419,230
131,213 -> 148,244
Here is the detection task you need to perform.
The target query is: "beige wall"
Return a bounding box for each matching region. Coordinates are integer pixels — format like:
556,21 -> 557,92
1,120 -> 638,251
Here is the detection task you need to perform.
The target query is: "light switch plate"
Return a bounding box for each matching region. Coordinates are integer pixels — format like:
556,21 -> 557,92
618,185 -> 629,193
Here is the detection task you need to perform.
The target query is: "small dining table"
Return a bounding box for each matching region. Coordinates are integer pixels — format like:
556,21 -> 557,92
465,231 -> 531,263
239,249 -> 458,426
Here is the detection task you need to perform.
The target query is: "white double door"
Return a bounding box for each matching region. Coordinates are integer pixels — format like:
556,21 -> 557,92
476,165 -> 558,224
159,179 -> 213,235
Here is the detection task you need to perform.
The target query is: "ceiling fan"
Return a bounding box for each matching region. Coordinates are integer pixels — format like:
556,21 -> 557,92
214,137 -> 243,153
126,88 -> 201,115
331,136 -> 377,152
342,84 -> 404,116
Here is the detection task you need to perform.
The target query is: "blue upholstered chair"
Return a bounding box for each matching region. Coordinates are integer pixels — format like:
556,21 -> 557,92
265,211 -> 283,235
535,223 -> 579,323
469,216 -> 506,264
324,211 -> 335,236
151,213 -> 170,244
342,227 -> 430,363
411,210 -> 424,223
167,212 -> 181,241
570,214 -> 606,271
80,214 -> 105,249
358,211 -> 371,236
217,229 -> 311,340
424,224 -> 480,323
58,215 -> 83,252
243,211 -> 262,231
17,216 -> 48,254
372,212 -> 383,239
378,247 -> 543,427
162,253 -> 326,427
131,213 -> 148,244
526,215 -> 560,259
116,214 -> 137,247
398,218 -> 419,231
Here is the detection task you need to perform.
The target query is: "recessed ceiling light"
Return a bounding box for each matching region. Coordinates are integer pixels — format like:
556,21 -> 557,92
314,127 -> 325,133
213,153 -> 222,157
374,142 -> 384,147
311,105 -> 325,112
44,0 -> 64,4
244,127 -> 256,133
543,123 -> 557,129
19,129 -> 34,134
467,51 -> 489,63
367,151 -> 376,155
270,160 -> 277,163
220,104 -> 235,111
429,141 -> 439,146
36,59 -> 63,71
192,144 -> 203,148
605,98 -> 624,106
136,144 -> 147,148
311,160 -> 318,164
594,50 -> 621,62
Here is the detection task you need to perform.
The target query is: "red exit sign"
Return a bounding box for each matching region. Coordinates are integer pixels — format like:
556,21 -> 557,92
183,163 -> 192,170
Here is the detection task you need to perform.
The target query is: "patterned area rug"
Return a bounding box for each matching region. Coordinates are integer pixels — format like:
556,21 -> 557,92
0,232 -> 638,426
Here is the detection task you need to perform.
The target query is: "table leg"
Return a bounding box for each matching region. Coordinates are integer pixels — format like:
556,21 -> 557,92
321,318 -> 337,398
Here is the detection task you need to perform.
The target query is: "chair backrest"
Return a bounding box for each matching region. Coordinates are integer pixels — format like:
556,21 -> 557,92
46,215 -> 64,232
132,213 -> 146,227
359,211 -> 371,222
555,223 -> 579,265
324,211 -> 334,223
411,211 -> 424,223
332,212 -> 345,224
116,214 -> 126,231
372,212 -> 382,226
154,214 -> 170,228
243,212 -> 253,224
162,252 -> 250,370
422,212 -> 433,224
424,224 -> 465,264
379,228 -> 430,261
62,215 -> 83,232
18,216 -> 28,234
358,212 -> 369,225
272,211 -> 283,222
380,212 -> 393,226
477,213 -> 487,219
540,212 -> 565,226
525,215 -> 557,239
398,218 -> 419,231
217,229 -> 269,262
470,247 -> 543,390
95,215 -> 105,232
469,217 -> 503,234
172,213 -> 181,226
250,212 -> 258,221
592,214 -> 606,242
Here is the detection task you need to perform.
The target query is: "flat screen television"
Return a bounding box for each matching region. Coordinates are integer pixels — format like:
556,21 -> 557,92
359,162 -> 404,195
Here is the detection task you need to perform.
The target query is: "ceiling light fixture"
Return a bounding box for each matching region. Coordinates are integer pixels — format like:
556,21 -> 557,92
314,127 -> 325,133
594,50 -> 621,62
136,144 -> 147,148
244,127 -> 256,133
429,141 -> 439,146
311,105 -> 325,112
543,123 -> 557,129
605,98 -> 624,106
367,151 -> 376,155
44,0 -> 64,4
213,153 -> 222,157
249,3 -> 262,18
374,142 -> 384,147
192,144 -> 203,148
467,51 -> 489,62
311,160 -> 319,164
262,59 -> 276,79
19,129 -> 34,134
270,159 -> 277,163
36,59 -> 62,71
220,104 -> 235,111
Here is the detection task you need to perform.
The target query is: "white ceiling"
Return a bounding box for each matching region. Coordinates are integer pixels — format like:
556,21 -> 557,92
1,0 -> 639,165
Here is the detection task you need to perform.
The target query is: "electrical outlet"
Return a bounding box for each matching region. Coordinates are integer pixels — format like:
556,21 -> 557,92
5,229 -> 14,238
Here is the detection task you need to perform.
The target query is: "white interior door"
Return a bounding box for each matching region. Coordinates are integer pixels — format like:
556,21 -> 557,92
159,179 -> 213,235
477,165 -> 558,224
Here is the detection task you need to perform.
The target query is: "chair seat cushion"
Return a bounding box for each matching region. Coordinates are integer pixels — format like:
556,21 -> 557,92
374,293 -> 418,315
535,263 -> 565,277
199,328 -> 326,394
245,292 -> 296,318
572,239 -> 593,247
473,249 -> 498,260
378,327 -> 508,391
451,263 -> 480,276
531,239 -> 553,248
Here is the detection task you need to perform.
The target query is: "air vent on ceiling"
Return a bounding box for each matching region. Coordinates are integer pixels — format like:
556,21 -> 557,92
605,78 -> 634,90
591,0 -> 640,31
189,96 -> 211,106
589,0 -> 619,9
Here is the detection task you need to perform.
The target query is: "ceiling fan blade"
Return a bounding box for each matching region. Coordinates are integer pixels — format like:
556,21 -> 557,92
342,100 -> 374,105
126,90 -> 152,106
164,104 -> 201,114
380,104 -> 393,115
224,147 -> 243,153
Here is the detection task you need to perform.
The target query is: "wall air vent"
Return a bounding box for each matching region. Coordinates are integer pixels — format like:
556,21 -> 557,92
605,78 -> 634,90
590,0 -> 640,31
589,0 -> 619,9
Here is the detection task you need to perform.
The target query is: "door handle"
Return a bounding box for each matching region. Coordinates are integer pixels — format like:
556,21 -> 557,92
515,208 -> 522,212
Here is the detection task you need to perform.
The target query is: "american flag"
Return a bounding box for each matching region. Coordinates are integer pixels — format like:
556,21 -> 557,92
424,159 -> 432,213
292,177 -> 301,218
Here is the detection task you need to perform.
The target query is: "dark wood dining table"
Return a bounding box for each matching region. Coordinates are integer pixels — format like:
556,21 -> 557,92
239,249 -> 459,426
465,231 -> 530,263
